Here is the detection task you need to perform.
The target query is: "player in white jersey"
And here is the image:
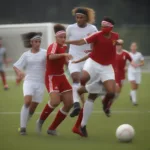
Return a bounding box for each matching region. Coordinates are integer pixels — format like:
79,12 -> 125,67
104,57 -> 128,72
128,42 -> 144,105
66,7 -> 98,117
0,38 -> 9,90
13,32 -> 46,135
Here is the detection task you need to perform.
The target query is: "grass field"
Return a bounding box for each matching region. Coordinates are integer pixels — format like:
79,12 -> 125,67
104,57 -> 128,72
0,73 -> 150,150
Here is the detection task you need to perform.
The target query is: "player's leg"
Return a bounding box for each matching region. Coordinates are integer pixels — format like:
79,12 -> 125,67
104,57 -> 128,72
47,91 -> 73,135
68,62 -> 84,117
100,65 -> 116,116
0,70 -> 8,90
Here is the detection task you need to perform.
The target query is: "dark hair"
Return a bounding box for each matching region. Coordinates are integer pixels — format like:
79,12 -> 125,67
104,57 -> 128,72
103,16 -> 115,25
72,7 -> 95,24
53,24 -> 66,34
21,32 -> 42,48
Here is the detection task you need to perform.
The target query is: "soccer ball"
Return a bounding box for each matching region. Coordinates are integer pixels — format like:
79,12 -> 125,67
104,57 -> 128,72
116,124 -> 135,142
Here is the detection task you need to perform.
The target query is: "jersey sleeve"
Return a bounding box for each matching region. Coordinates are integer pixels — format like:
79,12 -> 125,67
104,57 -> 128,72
126,51 -> 132,62
47,43 -> 58,56
66,25 -> 71,39
139,53 -> 144,61
13,53 -> 27,70
84,32 -> 98,44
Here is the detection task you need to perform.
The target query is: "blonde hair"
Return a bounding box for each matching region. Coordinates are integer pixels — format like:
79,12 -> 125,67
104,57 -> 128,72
72,7 -> 95,24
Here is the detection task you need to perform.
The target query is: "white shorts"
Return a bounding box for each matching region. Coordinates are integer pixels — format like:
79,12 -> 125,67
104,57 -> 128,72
83,58 -> 115,94
23,81 -> 45,103
0,63 -> 4,72
68,61 -> 85,74
128,71 -> 141,84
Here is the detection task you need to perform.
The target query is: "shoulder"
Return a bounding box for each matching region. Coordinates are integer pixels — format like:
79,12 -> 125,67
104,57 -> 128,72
47,42 -> 58,53
88,24 -> 97,29
67,23 -> 77,29
40,48 -> 47,53
111,32 -> 119,38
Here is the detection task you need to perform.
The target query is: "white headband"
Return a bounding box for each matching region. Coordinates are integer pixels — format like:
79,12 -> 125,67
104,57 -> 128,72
101,21 -> 114,27
76,13 -> 86,16
55,31 -> 66,36
30,35 -> 42,41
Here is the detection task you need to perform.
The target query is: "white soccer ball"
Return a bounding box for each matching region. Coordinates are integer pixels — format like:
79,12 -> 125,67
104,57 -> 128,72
116,124 -> 135,142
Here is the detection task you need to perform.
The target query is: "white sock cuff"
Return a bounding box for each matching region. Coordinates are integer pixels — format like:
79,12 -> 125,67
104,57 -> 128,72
60,108 -> 68,115
87,99 -> 94,103
48,101 -> 55,109
72,83 -> 80,87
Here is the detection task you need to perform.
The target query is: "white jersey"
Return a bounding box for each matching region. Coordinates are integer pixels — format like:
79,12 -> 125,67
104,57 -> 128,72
67,23 -> 98,60
0,47 -> 6,64
128,52 -> 144,73
14,48 -> 46,83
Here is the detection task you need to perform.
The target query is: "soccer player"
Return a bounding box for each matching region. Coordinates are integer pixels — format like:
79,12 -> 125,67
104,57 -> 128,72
36,24 -> 73,135
128,42 -> 144,105
66,17 -> 119,137
0,38 -> 9,90
67,7 -> 98,117
13,32 -> 46,135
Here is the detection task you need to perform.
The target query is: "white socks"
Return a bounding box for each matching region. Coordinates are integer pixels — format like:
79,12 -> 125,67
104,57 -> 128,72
130,90 -> 137,104
20,105 -> 29,128
81,99 -> 94,127
72,83 -> 80,103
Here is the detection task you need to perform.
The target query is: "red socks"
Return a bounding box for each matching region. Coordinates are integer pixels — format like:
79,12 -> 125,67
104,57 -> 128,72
40,104 -> 54,121
48,109 -> 67,130
74,108 -> 83,128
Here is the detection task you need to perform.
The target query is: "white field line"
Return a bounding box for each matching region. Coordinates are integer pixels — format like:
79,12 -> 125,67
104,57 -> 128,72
0,110 -> 150,115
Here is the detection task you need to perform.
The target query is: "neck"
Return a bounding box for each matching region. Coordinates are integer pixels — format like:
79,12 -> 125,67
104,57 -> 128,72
103,32 -> 111,38
77,23 -> 87,28
117,50 -> 123,54
31,48 -> 40,53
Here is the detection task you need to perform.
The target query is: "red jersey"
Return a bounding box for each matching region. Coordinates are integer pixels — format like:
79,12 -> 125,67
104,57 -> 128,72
114,50 -> 132,80
84,31 -> 119,65
46,43 -> 67,75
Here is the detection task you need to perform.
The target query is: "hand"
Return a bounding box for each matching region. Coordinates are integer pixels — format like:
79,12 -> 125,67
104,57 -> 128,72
63,53 -> 73,60
131,62 -> 138,68
18,72 -> 25,80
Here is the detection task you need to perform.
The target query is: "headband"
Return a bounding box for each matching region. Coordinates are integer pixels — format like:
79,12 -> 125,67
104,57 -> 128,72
30,35 -> 42,40
55,30 -> 66,36
101,21 -> 114,27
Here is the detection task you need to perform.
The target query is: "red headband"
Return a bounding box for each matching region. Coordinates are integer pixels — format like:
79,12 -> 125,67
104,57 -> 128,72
55,30 -> 66,36
101,21 -> 114,27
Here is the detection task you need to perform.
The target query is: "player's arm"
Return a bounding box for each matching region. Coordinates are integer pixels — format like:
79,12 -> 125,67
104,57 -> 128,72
49,53 -> 73,60
65,32 -> 98,46
72,54 -> 90,63
138,60 -> 144,67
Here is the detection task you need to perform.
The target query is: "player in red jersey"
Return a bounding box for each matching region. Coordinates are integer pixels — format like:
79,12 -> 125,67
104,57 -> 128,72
114,39 -> 132,93
36,24 -> 73,135
66,17 -> 119,137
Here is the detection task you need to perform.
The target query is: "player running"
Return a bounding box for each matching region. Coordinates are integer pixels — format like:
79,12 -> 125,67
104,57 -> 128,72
36,24 -> 73,136
13,32 -> 46,135
128,42 -> 144,105
0,38 -> 9,90
67,7 -> 98,117
66,17 -> 119,137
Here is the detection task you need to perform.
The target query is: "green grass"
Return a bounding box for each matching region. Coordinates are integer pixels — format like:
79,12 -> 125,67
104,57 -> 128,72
0,73 -> 150,150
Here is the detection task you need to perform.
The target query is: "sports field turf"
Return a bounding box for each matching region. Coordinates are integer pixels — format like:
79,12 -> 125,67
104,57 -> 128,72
0,73 -> 150,150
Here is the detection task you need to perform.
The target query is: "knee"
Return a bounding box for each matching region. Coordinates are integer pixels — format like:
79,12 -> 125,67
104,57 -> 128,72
50,101 -> 59,108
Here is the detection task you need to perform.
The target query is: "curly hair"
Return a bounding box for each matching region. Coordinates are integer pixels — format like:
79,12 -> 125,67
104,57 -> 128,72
72,7 -> 95,24
21,32 -> 42,48
53,24 -> 66,34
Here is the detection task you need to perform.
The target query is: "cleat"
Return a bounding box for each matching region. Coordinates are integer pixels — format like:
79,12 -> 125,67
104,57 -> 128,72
47,130 -> 58,136
4,85 -> 9,90
80,126 -> 88,137
133,103 -> 138,106
70,102 -> 81,117
102,100 -> 111,117
72,126 -> 84,137
36,119 -> 43,134
18,127 -> 26,135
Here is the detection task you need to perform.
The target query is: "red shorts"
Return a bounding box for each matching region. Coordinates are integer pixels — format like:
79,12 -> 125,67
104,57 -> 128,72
45,74 -> 72,94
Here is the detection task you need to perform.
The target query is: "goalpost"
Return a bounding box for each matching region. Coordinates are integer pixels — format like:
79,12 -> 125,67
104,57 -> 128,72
0,22 -> 69,80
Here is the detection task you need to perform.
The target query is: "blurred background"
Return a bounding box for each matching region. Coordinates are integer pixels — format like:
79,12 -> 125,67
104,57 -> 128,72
0,0 -> 150,79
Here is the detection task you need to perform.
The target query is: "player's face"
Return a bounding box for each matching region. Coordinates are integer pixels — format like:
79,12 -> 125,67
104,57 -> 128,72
56,34 -> 66,45
75,14 -> 87,27
31,39 -> 41,50
130,43 -> 137,53
116,45 -> 122,52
